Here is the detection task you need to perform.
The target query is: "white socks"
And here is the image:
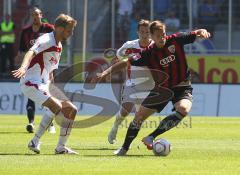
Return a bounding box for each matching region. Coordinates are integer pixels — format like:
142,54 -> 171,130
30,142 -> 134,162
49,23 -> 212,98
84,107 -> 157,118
33,109 -> 54,142
113,112 -> 125,128
32,109 -> 74,148
55,112 -> 74,147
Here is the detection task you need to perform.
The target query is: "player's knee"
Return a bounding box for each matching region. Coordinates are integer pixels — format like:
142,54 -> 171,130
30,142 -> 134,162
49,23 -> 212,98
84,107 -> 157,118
120,110 -> 129,117
176,106 -> 189,117
50,104 -> 62,115
134,112 -> 145,124
61,101 -> 77,120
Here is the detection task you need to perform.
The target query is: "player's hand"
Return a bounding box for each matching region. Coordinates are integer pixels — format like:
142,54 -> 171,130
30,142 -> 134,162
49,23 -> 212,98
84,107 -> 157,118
90,73 -> 103,83
111,57 -> 120,65
11,67 -> 26,79
196,29 -> 211,39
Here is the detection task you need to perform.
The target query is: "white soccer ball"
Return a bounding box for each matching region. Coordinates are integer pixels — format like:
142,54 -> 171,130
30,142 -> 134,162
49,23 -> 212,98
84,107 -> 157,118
152,138 -> 171,156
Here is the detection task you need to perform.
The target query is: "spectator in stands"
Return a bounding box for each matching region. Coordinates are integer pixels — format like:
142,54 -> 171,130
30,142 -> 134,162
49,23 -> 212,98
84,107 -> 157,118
0,14 -> 15,73
154,0 -> 172,20
198,0 -> 220,35
116,0 -> 136,44
164,11 -> 180,34
128,11 -> 141,40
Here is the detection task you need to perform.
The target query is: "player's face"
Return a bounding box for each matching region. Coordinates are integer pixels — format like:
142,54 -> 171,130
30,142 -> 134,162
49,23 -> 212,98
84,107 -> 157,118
62,24 -> 75,41
137,26 -> 150,41
151,29 -> 166,48
31,10 -> 42,25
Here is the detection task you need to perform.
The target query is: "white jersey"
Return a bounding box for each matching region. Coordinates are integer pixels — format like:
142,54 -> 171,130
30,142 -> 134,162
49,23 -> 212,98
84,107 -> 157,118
117,39 -> 155,89
20,32 -> 62,85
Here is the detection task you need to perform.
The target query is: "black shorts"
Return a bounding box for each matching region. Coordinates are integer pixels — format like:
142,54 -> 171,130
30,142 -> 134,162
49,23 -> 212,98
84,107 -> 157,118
142,85 -> 193,113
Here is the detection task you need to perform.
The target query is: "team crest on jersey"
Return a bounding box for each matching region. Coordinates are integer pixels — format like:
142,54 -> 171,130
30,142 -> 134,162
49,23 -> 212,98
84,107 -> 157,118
49,57 -> 58,65
168,45 -> 175,53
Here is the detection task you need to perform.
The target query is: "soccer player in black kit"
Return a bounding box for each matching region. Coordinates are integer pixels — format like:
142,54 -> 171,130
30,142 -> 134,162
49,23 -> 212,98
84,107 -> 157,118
93,20 -> 211,155
18,7 -> 54,133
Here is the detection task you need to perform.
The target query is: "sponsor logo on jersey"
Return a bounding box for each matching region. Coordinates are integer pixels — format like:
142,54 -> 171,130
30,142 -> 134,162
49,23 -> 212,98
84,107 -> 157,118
160,55 -> 175,67
30,39 -> 36,46
168,45 -> 175,53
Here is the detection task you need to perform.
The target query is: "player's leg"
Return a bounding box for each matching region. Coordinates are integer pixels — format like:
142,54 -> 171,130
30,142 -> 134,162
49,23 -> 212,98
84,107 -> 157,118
147,86 -> 193,142
29,108 -> 55,153
108,85 -> 135,144
28,96 -> 62,154
108,102 -> 134,144
114,105 -> 156,155
26,99 -> 35,133
54,100 -> 78,154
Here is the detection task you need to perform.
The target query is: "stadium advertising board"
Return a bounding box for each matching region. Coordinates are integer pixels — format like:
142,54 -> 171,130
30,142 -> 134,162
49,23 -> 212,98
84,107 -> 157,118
187,55 -> 240,83
1,83 -> 240,116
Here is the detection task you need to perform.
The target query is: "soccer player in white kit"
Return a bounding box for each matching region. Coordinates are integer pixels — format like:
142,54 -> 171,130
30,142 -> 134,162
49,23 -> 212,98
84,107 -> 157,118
108,19 -> 155,144
12,14 -> 78,154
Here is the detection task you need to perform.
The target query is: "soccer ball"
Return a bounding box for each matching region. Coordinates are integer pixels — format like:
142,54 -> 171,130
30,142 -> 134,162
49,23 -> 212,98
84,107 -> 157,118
152,138 -> 171,156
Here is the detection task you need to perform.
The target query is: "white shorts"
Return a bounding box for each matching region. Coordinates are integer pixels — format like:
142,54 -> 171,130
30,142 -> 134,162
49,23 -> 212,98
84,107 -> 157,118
121,84 -> 150,105
20,81 -> 51,107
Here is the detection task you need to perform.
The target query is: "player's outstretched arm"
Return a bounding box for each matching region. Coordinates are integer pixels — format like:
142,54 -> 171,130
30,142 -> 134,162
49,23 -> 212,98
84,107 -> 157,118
91,59 -> 128,83
194,29 -> 211,39
12,50 -> 35,78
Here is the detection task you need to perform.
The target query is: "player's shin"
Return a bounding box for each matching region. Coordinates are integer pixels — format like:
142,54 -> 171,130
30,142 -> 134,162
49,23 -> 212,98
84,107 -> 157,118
113,111 -> 125,128
122,120 -> 142,150
148,111 -> 184,138
33,109 -> 54,142
55,112 -> 75,147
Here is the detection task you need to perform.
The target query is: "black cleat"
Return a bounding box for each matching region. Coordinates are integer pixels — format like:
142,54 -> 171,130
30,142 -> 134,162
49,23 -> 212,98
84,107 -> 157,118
26,123 -> 34,133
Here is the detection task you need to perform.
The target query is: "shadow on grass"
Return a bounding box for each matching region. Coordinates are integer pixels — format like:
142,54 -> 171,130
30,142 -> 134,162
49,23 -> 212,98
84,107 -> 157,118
0,131 -> 29,134
83,154 -> 155,157
73,147 -> 116,151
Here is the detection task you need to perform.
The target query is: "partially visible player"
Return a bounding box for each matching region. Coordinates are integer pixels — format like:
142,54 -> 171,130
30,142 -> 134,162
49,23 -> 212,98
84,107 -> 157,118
108,19 -> 155,144
12,14 -> 78,154
93,20 -> 211,155
17,7 -> 55,133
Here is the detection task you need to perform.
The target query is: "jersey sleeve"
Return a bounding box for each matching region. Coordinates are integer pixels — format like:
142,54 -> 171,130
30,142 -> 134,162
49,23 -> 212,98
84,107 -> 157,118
128,49 -> 150,67
116,41 -> 132,60
29,36 -> 51,55
169,32 -> 197,45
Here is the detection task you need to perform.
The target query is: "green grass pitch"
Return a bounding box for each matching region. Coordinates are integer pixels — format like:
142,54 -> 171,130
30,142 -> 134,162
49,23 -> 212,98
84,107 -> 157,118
0,115 -> 240,175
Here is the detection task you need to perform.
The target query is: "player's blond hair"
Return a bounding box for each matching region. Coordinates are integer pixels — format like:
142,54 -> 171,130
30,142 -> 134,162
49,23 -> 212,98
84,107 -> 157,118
55,14 -> 77,28
137,19 -> 150,30
150,20 -> 166,34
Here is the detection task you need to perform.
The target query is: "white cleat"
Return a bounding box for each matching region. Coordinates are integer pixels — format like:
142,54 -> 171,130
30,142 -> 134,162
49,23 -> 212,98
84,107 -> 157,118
48,125 -> 56,134
28,139 -> 40,154
55,146 -> 79,155
108,126 -> 118,144
114,147 -> 128,156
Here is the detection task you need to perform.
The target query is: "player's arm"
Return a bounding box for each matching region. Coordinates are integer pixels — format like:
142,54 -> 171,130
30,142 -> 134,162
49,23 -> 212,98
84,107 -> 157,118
12,50 -> 35,78
92,49 -> 149,83
172,29 -> 211,45
91,59 -> 129,83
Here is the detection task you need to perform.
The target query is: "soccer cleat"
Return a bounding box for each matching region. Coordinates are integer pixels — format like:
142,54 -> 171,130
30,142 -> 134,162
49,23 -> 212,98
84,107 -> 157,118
108,126 -> 118,144
28,139 -> 40,154
142,136 -> 154,150
55,146 -> 79,155
48,124 -> 56,134
26,123 -> 34,133
113,147 -> 128,156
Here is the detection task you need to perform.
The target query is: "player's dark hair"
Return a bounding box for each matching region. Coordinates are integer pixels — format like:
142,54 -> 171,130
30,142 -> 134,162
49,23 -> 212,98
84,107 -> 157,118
149,20 -> 166,34
137,19 -> 150,31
